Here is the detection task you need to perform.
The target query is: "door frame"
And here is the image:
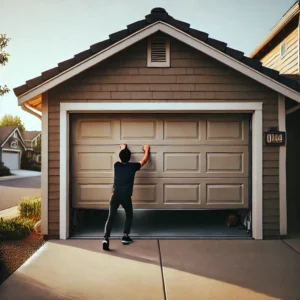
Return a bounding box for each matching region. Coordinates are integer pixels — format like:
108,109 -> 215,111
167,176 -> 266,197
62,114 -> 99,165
60,102 -> 263,239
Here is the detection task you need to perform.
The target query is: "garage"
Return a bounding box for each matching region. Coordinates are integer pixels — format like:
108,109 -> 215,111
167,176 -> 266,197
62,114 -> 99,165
70,113 -> 251,238
15,7 -> 300,239
2,152 -> 20,170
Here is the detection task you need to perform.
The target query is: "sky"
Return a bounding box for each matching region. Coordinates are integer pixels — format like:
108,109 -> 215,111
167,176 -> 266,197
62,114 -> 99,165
0,0 -> 296,131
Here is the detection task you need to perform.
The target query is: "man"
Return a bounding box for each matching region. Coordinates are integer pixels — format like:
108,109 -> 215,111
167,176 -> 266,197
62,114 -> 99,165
102,143 -> 150,251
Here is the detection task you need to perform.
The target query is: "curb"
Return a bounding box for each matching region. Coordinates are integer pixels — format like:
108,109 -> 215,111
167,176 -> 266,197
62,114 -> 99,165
0,175 -> 23,182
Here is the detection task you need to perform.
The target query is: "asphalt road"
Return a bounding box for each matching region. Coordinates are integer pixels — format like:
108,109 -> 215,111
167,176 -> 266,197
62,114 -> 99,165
0,176 -> 41,210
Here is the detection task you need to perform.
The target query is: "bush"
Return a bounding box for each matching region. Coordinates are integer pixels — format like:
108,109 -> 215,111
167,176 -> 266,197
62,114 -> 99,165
0,217 -> 35,240
21,154 -> 41,172
19,197 -> 41,220
0,161 -> 10,177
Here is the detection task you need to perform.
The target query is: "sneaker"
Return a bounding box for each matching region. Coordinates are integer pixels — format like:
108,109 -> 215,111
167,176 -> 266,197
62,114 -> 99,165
102,237 -> 109,251
122,235 -> 133,245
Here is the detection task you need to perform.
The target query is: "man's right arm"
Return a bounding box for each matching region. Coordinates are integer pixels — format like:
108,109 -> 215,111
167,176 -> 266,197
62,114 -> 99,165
140,145 -> 150,167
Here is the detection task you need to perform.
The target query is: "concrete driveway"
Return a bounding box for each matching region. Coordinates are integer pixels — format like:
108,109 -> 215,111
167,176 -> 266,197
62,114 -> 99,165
0,239 -> 299,300
0,176 -> 41,210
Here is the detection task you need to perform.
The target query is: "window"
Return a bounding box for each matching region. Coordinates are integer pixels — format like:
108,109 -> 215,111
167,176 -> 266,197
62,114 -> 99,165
13,132 -> 17,138
280,41 -> 287,57
147,38 -> 170,67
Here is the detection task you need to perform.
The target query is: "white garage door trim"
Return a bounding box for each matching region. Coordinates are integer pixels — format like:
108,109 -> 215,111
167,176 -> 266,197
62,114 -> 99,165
60,102 -> 263,240
2,150 -> 21,170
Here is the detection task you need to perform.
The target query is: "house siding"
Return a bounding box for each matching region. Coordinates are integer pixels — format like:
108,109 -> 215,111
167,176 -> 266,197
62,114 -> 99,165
47,37 -> 279,238
261,28 -> 299,74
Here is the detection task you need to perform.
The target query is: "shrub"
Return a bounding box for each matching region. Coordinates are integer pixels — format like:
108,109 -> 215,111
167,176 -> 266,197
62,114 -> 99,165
0,217 -> 35,240
0,161 -> 10,177
19,197 -> 41,220
21,154 -> 41,172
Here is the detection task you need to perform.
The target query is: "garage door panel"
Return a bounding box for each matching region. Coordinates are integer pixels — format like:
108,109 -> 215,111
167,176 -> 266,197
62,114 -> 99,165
78,152 -> 114,172
163,120 -> 200,140
72,146 -> 116,177
132,184 -> 158,204
206,119 -> 246,141
72,178 -> 248,209
71,118 -> 120,144
71,114 -> 250,209
207,153 -> 244,173
72,145 -> 248,178
130,151 -> 158,172
164,184 -> 200,204
164,153 -> 200,172
121,119 -> 158,140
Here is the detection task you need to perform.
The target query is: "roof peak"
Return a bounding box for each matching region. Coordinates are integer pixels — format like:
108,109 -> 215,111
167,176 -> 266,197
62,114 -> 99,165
151,7 -> 167,14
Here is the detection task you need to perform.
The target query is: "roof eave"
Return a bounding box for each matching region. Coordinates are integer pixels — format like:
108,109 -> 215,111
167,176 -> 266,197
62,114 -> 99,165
249,1 -> 299,58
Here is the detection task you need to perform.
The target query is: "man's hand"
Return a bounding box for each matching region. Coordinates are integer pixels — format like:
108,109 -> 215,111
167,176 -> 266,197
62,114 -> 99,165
140,144 -> 150,167
143,144 -> 150,152
120,144 -> 127,150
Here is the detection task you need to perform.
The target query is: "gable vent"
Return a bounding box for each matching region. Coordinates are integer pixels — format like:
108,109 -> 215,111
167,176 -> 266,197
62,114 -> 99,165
148,38 -> 170,67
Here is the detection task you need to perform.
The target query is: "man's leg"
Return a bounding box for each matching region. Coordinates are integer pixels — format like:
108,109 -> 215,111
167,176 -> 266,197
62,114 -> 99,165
121,197 -> 133,244
104,194 -> 119,239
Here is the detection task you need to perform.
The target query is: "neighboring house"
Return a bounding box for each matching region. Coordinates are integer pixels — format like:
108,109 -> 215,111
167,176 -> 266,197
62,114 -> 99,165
13,8 -> 300,240
0,126 -> 26,170
250,0 -> 299,75
22,131 -> 41,163
250,0 -> 300,237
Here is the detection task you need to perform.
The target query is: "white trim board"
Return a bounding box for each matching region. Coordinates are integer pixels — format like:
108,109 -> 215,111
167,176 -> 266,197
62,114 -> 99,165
278,95 -> 287,236
41,93 -> 49,235
18,22 -> 300,105
59,102 -> 263,240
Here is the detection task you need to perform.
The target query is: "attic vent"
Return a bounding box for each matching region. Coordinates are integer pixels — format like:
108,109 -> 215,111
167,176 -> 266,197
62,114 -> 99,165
147,38 -> 170,67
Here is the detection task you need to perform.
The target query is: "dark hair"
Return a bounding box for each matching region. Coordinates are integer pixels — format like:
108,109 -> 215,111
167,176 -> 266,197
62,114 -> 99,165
119,148 -> 131,163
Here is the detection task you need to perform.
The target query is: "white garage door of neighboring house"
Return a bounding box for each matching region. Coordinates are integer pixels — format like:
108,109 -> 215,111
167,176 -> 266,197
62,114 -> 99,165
71,113 -> 250,210
2,151 -> 20,170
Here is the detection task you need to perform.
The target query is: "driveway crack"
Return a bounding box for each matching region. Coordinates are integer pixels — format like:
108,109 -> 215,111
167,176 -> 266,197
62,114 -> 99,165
158,240 -> 167,300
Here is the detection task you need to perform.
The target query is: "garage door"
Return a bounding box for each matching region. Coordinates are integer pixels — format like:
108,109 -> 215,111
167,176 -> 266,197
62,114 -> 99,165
2,151 -> 20,170
71,113 -> 249,209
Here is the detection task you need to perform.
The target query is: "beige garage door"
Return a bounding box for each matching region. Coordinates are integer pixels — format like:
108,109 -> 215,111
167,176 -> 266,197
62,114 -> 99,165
71,113 -> 249,209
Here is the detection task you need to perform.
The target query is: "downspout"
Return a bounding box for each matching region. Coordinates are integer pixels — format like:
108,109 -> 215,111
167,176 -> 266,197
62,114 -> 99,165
21,102 -> 42,235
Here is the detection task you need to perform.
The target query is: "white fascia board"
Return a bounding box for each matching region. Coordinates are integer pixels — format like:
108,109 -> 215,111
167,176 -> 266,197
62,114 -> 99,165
17,22 -> 300,105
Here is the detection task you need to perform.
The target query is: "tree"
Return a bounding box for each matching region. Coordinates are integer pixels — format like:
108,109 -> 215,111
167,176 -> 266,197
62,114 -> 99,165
0,34 -> 10,96
0,114 -> 26,132
33,135 -> 41,154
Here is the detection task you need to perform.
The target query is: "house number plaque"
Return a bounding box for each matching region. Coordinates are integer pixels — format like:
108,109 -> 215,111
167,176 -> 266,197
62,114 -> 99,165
264,130 -> 286,146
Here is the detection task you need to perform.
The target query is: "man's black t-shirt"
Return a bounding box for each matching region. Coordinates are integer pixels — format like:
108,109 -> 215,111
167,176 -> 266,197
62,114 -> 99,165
112,162 -> 141,196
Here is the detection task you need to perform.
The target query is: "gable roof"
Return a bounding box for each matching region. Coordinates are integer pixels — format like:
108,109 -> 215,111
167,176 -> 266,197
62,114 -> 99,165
14,7 -> 300,104
0,126 -> 17,146
0,126 -> 26,149
22,130 -> 41,141
250,1 -> 299,59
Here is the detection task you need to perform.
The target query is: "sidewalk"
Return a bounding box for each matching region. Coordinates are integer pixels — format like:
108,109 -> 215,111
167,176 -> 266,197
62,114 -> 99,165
0,170 -> 41,182
0,206 -> 19,219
